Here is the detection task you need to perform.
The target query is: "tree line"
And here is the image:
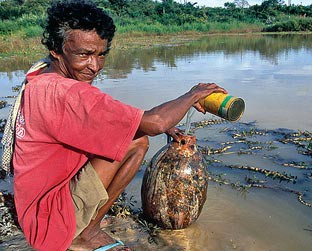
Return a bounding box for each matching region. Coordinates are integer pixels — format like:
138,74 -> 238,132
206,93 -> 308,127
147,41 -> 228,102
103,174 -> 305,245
0,0 -> 311,36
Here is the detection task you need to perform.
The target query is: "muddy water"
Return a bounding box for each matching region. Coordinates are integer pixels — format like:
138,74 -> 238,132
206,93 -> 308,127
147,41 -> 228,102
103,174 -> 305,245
0,34 -> 311,250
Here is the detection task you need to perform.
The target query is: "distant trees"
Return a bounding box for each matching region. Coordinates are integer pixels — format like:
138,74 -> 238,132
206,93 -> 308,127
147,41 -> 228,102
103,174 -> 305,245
233,0 -> 250,8
0,0 -> 50,19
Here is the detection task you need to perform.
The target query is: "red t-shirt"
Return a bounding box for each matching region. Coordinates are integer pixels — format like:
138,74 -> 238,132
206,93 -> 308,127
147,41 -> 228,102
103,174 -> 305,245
13,72 -> 143,251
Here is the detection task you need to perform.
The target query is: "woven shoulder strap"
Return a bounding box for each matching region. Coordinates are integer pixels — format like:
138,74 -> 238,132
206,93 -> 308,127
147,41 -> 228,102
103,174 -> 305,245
1,58 -> 50,175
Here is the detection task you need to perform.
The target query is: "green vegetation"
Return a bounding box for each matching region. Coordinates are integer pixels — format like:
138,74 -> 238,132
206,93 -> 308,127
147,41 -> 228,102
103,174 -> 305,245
0,0 -> 311,57
0,0 -> 311,37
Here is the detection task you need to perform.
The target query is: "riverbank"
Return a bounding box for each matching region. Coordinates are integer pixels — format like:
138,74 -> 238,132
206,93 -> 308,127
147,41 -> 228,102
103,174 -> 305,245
2,30 -> 312,60
0,31 -> 243,58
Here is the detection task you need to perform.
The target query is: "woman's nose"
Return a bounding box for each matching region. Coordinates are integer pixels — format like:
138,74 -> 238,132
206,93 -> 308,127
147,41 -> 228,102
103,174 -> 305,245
88,55 -> 100,72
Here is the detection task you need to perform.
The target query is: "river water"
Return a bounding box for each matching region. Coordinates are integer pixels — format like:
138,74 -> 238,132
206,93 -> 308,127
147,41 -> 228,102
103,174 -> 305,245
0,33 -> 311,250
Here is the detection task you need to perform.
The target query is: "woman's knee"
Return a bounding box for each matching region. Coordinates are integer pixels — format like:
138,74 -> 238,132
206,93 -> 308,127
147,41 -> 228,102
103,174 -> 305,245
126,136 -> 149,160
133,135 -> 149,155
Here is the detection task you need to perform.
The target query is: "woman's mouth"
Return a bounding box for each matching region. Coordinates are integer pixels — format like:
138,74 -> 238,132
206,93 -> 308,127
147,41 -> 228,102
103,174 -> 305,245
80,72 -> 98,82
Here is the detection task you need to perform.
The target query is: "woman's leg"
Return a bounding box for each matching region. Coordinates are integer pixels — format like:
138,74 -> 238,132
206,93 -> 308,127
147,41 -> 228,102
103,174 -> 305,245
69,136 -> 149,251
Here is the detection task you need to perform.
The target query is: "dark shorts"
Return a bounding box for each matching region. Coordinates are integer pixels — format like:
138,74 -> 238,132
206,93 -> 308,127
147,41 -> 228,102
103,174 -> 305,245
70,162 -> 109,238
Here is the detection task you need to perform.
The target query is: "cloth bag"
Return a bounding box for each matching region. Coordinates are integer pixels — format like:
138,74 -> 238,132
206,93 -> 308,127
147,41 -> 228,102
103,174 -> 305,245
1,59 -> 49,175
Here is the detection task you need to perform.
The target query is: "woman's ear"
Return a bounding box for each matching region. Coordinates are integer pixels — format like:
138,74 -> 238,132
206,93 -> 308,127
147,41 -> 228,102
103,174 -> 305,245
50,50 -> 61,60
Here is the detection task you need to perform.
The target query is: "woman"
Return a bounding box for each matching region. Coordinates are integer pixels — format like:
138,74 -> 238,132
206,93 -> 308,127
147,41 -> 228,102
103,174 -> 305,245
11,0 -> 225,250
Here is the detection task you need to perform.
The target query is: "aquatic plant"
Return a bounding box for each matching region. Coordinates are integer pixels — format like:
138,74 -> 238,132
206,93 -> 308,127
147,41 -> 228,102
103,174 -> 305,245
108,192 -> 136,218
200,145 -> 232,155
227,164 -> 297,183
283,162 -> 311,170
11,85 -> 22,92
0,119 -> 6,134
191,118 -> 312,208
232,128 -> 267,139
279,130 -> 312,156
0,192 -> 19,240
0,100 -> 7,109
137,218 -> 160,244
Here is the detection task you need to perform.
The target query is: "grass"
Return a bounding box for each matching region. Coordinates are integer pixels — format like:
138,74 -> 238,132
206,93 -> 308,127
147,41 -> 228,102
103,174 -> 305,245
0,20 -> 266,58
0,34 -> 45,59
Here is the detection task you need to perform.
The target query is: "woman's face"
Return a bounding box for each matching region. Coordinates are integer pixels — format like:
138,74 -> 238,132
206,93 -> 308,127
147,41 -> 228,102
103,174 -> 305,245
52,29 -> 108,84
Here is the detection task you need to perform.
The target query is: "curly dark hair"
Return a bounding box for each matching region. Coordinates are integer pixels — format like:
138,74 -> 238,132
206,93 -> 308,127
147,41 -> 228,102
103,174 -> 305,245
42,0 -> 116,54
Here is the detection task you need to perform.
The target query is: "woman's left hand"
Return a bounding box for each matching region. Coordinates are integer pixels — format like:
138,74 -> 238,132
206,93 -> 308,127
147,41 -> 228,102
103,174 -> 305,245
165,127 -> 184,143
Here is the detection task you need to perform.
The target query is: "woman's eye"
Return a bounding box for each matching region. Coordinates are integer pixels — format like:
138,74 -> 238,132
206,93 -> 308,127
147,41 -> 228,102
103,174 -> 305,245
101,50 -> 109,57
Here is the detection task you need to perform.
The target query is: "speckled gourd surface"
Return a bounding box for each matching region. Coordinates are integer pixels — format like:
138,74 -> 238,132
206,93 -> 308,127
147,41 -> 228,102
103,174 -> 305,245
141,134 -> 208,229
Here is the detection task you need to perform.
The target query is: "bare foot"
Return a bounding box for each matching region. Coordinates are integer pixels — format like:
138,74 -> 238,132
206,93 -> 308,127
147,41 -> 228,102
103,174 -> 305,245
100,215 -> 115,229
69,230 -> 131,251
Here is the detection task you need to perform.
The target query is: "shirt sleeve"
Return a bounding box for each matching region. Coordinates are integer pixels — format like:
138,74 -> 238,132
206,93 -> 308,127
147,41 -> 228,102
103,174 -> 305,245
56,82 -> 144,162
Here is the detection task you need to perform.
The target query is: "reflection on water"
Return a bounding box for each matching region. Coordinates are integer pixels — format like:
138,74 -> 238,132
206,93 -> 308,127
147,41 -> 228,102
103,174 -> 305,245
105,33 -> 312,75
0,34 -> 312,250
1,34 -> 312,78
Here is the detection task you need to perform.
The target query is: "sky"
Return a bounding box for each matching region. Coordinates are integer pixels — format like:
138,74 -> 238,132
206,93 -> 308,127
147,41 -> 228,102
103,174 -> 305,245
182,0 -> 311,7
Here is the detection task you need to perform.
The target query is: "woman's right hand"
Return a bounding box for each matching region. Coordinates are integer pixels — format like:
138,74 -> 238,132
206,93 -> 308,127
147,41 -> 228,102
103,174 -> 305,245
189,83 -> 227,113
